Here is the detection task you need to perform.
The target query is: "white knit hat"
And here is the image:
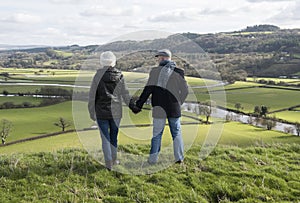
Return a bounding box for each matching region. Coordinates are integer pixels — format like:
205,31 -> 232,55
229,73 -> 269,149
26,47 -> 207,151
100,51 -> 116,67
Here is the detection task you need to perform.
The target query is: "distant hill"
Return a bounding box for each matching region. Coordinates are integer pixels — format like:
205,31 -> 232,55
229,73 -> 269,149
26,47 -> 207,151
0,25 -> 299,79
0,44 -> 47,51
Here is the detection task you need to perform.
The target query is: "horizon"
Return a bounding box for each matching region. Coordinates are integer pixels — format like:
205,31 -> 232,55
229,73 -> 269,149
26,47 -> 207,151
1,0 -> 300,46
0,24 -> 299,48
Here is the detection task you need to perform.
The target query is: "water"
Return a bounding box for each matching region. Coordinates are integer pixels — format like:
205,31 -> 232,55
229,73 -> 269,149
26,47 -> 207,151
182,102 -> 298,136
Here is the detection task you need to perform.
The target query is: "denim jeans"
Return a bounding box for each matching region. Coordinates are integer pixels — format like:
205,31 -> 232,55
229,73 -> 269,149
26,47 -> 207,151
148,117 -> 184,163
97,119 -> 121,164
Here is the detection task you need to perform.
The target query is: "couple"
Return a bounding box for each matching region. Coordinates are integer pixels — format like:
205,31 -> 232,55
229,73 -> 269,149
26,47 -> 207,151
88,49 -> 189,170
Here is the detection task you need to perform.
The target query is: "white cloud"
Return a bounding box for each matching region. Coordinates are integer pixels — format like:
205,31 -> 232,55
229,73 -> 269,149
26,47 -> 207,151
48,0 -> 84,4
246,0 -> 293,2
1,13 -> 42,24
0,0 -> 299,45
80,5 -> 141,17
268,0 -> 300,24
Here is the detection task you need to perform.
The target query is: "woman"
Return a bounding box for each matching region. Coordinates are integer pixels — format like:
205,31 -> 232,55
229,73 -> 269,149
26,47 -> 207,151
88,51 -> 139,170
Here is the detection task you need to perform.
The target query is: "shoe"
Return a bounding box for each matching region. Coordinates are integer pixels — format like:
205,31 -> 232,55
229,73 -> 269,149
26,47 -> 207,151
105,161 -> 113,171
147,160 -> 157,165
175,160 -> 184,164
113,159 -> 120,165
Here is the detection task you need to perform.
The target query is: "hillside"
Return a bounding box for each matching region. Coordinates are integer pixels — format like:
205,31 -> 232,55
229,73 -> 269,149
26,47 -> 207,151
0,25 -> 299,79
0,144 -> 299,202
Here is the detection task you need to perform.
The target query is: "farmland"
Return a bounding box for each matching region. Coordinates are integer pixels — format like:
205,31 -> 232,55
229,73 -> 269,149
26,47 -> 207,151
0,68 -> 299,202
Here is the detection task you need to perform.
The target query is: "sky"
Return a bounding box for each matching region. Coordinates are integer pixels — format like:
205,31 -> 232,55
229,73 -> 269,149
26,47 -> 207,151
0,0 -> 299,46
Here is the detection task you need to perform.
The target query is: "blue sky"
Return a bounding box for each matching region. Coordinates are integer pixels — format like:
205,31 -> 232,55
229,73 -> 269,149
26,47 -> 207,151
0,0 -> 299,45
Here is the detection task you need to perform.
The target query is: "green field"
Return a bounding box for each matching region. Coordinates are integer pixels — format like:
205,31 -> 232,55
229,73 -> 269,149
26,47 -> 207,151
0,102 -> 76,142
0,96 -> 43,106
271,111 -> 300,123
1,121 -> 299,155
0,144 -> 299,202
247,77 -> 300,85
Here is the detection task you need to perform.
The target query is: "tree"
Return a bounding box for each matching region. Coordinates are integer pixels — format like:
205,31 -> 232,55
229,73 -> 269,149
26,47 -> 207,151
2,90 -> 9,96
254,106 -> 261,115
54,117 -> 71,132
234,103 -> 243,111
260,106 -> 269,117
0,119 -> 12,145
262,118 -> 276,130
295,122 -> 300,136
198,101 -> 215,124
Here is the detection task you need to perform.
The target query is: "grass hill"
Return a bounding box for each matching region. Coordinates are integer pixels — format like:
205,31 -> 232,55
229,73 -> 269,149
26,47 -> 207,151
0,144 -> 299,202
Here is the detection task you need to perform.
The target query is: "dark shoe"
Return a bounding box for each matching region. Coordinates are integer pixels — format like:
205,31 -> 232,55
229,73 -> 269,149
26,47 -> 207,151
175,160 -> 184,164
147,160 -> 157,165
105,161 -> 113,171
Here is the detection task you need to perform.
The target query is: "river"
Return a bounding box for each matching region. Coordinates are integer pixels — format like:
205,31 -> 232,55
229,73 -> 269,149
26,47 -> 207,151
182,103 -> 298,136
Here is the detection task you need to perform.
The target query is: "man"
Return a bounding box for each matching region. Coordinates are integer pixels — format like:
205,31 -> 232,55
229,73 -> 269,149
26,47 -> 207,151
133,49 -> 189,164
88,51 -> 139,170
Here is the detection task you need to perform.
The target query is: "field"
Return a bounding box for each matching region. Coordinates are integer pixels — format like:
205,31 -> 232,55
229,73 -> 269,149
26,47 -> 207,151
0,102 -> 76,142
0,96 -> 43,106
0,68 -> 300,202
271,111 -> 300,123
0,144 -> 299,202
247,77 -> 300,85
1,121 -> 299,155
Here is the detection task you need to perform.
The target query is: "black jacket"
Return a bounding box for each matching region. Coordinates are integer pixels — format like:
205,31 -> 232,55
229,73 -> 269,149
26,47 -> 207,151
88,67 -> 132,120
136,61 -> 188,118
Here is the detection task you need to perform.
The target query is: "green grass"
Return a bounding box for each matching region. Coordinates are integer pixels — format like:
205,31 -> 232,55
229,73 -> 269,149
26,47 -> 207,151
193,86 -> 300,113
1,121 -> 299,155
0,96 -> 43,105
0,101 -> 77,142
247,77 -> 300,84
0,144 -> 299,202
0,85 -> 74,94
271,111 -> 300,123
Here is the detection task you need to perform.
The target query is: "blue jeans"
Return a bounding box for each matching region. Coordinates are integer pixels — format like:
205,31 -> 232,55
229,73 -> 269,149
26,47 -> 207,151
97,119 -> 121,164
149,117 -> 184,163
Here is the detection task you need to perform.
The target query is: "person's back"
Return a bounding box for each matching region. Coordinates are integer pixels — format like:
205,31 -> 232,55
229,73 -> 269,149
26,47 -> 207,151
134,49 -> 188,164
145,62 -> 188,118
88,51 -> 136,170
93,67 -> 128,119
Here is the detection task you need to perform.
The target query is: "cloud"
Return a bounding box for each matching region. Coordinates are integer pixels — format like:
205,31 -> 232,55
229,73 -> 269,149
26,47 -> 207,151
80,5 -> 141,17
48,0 -> 84,4
268,1 -> 300,23
246,0 -> 294,2
148,8 -> 231,23
148,9 -> 197,23
1,13 -> 42,24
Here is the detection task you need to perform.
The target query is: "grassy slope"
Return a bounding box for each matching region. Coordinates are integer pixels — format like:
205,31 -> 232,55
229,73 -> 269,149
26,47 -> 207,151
0,144 -> 299,202
1,122 -> 299,154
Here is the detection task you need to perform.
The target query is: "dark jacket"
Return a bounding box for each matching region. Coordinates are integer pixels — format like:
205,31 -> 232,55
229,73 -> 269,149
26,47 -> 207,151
136,60 -> 188,118
88,67 -> 132,120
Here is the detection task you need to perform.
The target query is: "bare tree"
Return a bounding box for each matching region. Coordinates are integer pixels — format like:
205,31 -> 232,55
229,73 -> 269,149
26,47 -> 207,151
262,118 -> 276,130
198,101 -> 215,124
284,126 -> 294,134
54,117 -> 71,132
0,119 -> 13,145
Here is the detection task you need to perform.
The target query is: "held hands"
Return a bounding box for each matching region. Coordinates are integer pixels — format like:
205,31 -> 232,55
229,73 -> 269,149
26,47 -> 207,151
131,105 -> 141,114
129,99 -> 141,114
